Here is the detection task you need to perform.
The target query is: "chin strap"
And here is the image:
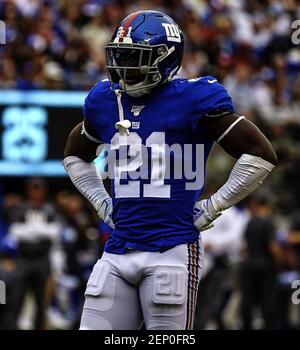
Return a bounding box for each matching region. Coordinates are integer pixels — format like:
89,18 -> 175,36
114,89 -> 131,136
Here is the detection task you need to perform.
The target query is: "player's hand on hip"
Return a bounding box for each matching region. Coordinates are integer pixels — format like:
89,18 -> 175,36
193,198 -> 222,232
97,198 -> 115,229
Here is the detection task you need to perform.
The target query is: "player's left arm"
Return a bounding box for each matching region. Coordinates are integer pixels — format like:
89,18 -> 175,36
203,114 -> 277,163
193,113 -> 278,231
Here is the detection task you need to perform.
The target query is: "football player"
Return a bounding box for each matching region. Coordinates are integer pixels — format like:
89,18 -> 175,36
63,10 -> 277,330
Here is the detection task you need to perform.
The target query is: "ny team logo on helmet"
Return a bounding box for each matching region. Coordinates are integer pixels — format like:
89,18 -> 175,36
161,23 -> 182,42
105,10 -> 184,97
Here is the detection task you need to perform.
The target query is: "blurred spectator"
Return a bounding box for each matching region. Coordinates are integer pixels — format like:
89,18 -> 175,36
50,191 -> 106,329
287,216 -> 300,270
224,63 -> 256,115
0,238 -> 17,329
6,178 -> 62,330
0,191 -> 19,329
239,192 -> 283,330
194,205 -> 249,330
276,215 -> 300,329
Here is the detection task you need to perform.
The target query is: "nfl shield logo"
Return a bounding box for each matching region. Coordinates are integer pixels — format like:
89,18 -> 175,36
131,105 -> 145,117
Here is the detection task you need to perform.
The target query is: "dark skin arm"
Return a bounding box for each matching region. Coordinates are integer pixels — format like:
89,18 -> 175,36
64,121 -> 101,162
197,114 -> 278,165
64,121 -> 112,194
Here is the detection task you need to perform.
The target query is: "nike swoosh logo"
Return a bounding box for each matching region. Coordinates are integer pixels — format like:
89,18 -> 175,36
207,79 -> 217,83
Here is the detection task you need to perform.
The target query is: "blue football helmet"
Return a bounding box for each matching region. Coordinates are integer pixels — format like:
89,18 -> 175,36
105,10 -> 184,97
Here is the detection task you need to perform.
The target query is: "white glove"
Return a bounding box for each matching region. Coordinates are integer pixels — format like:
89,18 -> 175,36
193,198 -> 222,232
97,197 -> 115,229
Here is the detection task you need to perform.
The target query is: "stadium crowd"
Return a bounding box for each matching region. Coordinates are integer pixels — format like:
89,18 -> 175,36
0,0 -> 300,329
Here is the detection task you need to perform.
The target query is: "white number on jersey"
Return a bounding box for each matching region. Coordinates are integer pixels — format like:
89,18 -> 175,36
111,132 -> 170,198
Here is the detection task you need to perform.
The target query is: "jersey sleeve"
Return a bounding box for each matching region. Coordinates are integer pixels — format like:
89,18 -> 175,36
193,76 -> 235,122
82,81 -> 107,142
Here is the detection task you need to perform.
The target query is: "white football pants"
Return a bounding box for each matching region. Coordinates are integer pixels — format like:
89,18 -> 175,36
80,237 -> 204,330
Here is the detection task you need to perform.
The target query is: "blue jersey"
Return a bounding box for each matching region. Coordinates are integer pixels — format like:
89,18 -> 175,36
83,77 -> 234,254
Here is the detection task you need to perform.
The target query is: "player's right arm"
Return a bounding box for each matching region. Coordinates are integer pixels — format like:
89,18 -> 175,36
63,119 -> 114,229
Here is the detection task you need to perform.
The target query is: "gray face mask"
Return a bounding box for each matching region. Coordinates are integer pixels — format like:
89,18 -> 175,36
106,43 -> 176,97
119,79 -> 153,97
